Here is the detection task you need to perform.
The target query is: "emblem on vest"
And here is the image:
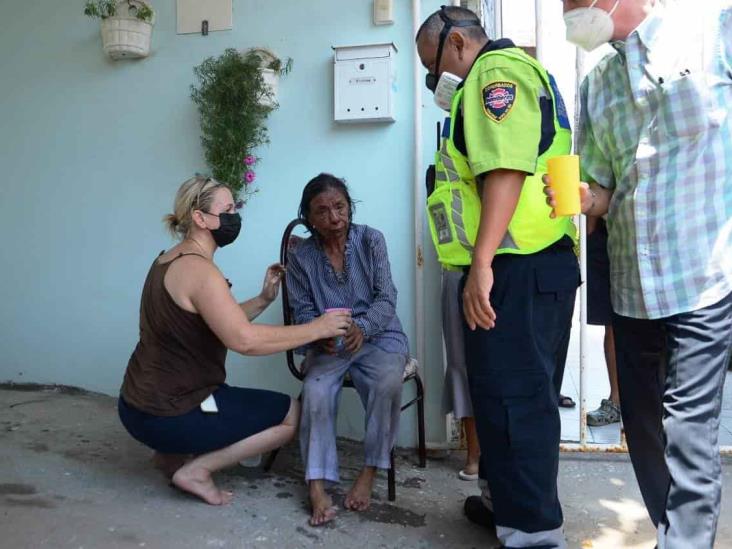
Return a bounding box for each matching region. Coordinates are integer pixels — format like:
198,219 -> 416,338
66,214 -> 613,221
429,203 -> 453,245
482,81 -> 517,123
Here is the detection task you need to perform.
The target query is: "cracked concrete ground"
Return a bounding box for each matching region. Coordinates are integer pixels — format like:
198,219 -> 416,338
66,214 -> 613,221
1,385 -> 731,549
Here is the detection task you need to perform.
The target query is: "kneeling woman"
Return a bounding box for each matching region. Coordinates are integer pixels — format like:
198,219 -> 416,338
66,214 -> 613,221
119,176 -> 351,505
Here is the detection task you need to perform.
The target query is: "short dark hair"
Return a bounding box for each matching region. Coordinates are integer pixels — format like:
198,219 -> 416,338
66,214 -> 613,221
298,173 -> 355,233
416,6 -> 486,44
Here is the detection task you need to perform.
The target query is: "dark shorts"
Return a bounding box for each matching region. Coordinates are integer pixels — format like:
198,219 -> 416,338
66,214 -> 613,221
587,220 -> 612,326
118,384 -> 291,455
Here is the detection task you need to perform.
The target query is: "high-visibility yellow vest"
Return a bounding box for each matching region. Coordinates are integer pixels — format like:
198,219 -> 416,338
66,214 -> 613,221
427,48 -> 576,268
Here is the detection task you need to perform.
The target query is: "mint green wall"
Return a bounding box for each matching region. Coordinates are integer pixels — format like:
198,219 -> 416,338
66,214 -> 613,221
0,0 -> 448,446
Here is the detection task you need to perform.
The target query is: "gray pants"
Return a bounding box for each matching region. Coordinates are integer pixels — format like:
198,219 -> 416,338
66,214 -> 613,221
300,343 -> 405,482
613,292 -> 732,549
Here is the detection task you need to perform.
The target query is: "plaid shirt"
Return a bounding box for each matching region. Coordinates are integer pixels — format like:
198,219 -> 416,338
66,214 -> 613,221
579,2 -> 732,319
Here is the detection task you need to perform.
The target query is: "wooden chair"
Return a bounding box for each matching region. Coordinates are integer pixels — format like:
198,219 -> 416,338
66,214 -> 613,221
264,219 -> 426,501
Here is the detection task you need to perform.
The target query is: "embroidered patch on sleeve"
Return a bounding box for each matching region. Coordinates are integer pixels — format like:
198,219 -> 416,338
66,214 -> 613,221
482,81 -> 517,123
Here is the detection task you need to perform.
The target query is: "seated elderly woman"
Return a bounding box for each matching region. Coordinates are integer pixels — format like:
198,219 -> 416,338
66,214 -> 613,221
118,175 -> 351,506
286,173 -> 409,526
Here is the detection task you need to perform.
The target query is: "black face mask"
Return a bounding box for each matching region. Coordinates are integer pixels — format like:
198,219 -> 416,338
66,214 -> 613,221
205,212 -> 241,248
423,6 -> 481,93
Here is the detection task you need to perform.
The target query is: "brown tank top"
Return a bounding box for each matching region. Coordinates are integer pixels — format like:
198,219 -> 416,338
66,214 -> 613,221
121,252 -> 227,416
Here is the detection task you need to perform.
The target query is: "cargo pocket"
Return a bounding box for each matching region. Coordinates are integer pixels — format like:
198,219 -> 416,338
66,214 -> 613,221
533,263 -> 580,333
471,368 -> 547,400
506,387 -> 559,453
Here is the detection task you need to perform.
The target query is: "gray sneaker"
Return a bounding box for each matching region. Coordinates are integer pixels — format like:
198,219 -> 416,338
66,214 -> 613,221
587,399 -> 621,426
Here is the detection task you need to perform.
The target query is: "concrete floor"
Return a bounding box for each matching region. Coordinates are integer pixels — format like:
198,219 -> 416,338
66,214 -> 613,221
2,385 -> 732,549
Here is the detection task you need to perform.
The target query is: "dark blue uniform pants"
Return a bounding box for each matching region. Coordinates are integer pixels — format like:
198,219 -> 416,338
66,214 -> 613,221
462,241 -> 578,548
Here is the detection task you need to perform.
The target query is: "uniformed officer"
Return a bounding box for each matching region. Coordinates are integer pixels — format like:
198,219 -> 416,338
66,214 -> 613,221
416,6 -> 579,548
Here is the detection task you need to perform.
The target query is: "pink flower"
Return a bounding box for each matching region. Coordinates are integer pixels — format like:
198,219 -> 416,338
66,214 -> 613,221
244,155 -> 256,166
244,171 -> 256,184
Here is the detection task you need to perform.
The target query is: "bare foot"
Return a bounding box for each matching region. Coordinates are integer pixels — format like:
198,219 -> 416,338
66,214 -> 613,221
309,481 -> 337,526
152,452 -> 190,479
171,465 -> 232,505
462,461 -> 479,476
344,467 -> 375,512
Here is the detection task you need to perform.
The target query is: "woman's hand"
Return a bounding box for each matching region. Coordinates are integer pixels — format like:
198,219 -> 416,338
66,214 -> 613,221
260,263 -> 286,303
542,175 -> 592,218
312,309 -> 351,340
344,322 -> 364,354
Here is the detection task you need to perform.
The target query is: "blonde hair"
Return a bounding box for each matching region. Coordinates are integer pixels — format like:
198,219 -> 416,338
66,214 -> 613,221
163,175 -> 228,239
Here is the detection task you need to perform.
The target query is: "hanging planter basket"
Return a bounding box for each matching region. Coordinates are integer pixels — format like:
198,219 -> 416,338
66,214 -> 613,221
243,48 -> 292,107
259,68 -> 279,108
101,16 -> 153,59
87,0 -> 155,60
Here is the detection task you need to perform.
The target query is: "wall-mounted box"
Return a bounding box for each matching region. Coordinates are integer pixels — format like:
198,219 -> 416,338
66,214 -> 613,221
177,0 -> 232,34
333,43 -> 397,124
373,0 -> 394,26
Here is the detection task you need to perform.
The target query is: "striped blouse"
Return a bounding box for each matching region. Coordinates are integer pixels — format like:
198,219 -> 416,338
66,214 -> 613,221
286,223 -> 409,356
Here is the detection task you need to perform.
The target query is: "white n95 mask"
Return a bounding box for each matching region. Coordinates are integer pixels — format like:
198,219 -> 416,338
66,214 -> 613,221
434,72 -> 463,112
564,0 -> 620,52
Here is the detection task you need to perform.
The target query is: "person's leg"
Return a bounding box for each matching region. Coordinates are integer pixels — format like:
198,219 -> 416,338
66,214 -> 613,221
152,452 -> 190,479
587,325 -> 621,426
554,319 -> 575,409
172,398 -> 300,505
346,344 -> 405,511
612,312 -> 668,525
463,246 -> 577,548
441,269 -> 480,476
586,219 -> 618,422
605,325 -> 619,403
118,385 -> 295,504
299,352 -> 351,525
462,417 -> 480,476
657,294 -> 732,548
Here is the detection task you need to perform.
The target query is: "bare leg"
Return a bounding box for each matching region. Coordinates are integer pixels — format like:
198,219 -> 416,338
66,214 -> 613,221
605,325 -> 619,404
308,479 -> 337,526
172,398 -> 300,505
344,466 -> 376,512
463,417 -> 480,475
152,452 -> 190,479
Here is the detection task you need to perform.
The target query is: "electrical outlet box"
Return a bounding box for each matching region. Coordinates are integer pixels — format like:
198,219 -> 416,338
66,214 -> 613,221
333,43 -> 397,124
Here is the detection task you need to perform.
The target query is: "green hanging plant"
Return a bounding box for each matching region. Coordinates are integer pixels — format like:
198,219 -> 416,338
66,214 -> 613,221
83,0 -> 154,22
191,49 -> 289,203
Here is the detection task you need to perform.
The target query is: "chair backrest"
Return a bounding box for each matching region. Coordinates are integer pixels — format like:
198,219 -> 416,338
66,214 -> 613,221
279,218 -> 309,381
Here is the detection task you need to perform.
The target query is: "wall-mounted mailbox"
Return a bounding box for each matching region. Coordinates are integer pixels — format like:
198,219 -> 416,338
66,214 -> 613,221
333,43 -> 397,124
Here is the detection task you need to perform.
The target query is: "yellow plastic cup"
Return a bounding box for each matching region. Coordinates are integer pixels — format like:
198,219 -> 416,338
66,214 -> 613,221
547,155 -> 581,217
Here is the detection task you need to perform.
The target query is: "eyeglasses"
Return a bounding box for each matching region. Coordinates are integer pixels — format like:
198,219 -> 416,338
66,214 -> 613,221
194,177 -> 213,210
425,6 -> 481,92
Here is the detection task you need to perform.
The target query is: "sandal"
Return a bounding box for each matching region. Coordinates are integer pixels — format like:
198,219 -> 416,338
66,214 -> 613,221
558,394 -> 576,408
458,469 -> 479,481
587,399 -> 621,426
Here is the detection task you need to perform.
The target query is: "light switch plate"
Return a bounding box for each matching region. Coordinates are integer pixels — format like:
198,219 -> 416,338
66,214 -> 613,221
373,0 -> 394,26
177,0 -> 232,34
